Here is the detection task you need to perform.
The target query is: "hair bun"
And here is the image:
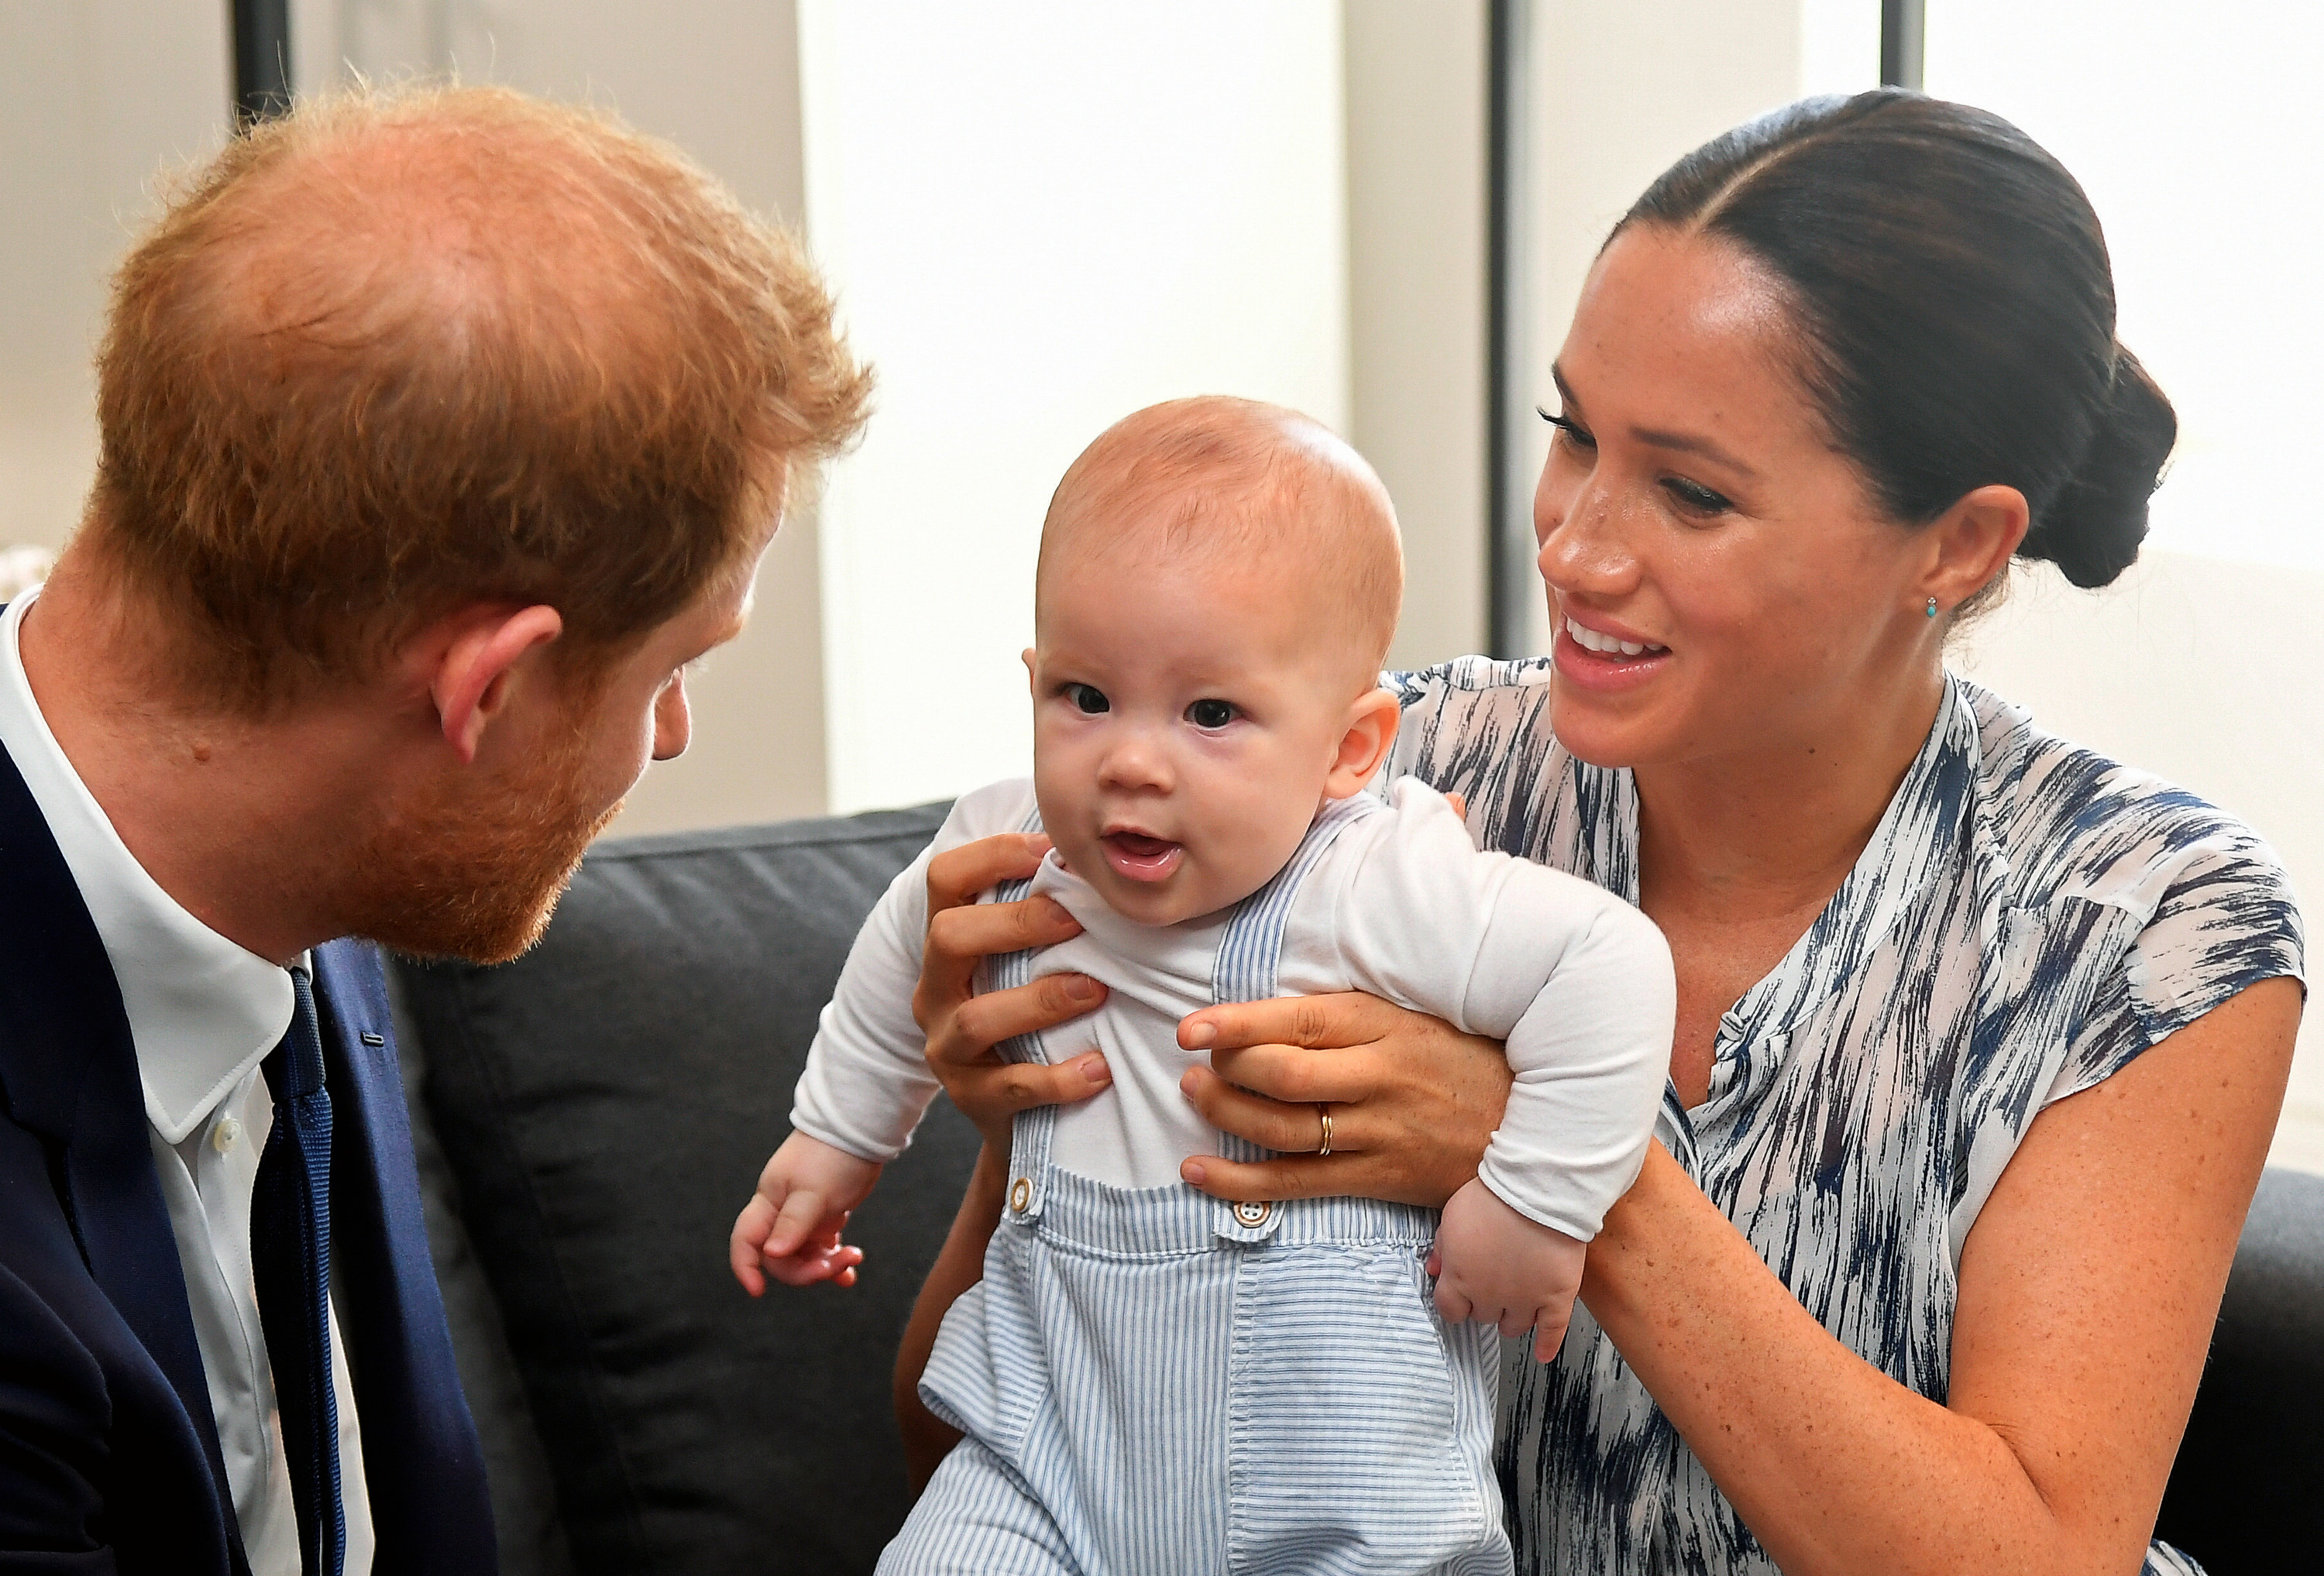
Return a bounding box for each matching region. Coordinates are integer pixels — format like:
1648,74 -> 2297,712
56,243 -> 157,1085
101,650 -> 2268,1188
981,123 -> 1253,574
2020,348 -> 2176,588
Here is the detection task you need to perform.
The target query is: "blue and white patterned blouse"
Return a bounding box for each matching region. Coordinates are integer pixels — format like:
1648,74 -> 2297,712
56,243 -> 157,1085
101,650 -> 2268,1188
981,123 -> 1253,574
1379,658 -> 2305,1576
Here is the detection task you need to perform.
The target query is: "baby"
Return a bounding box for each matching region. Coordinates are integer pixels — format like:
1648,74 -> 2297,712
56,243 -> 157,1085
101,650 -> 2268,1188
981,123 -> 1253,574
733,397 -> 1674,1575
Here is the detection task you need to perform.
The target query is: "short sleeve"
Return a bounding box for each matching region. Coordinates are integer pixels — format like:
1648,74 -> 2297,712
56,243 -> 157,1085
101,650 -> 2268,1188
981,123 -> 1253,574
2046,826 -> 2306,1107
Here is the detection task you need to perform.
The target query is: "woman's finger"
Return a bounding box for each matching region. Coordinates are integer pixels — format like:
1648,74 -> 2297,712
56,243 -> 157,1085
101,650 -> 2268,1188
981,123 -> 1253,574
952,1052 -> 1113,1115
1190,1043 -> 1387,1110
931,1047 -> 1111,1152
916,897 -> 1084,1031
1178,1149 -> 1374,1202
926,832 -> 1050,914
917,833 -> 1061,1019
1178,1064 -> 1373,1152
1179,990 -> 1405,1055
925,894 -> 1083,970
930,973 -> 1106,1065
1181,1140 -> 1462,1210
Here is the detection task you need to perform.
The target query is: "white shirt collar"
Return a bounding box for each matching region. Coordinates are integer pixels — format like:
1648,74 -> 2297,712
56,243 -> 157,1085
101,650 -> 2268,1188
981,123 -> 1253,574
0,591 -> 294,1144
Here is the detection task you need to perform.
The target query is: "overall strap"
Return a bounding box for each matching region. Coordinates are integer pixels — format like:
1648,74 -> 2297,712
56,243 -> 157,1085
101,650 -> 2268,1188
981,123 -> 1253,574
1212,793 -> 1383,1006
983,807 -> 1064,1225
1210,792 -> 1384,1243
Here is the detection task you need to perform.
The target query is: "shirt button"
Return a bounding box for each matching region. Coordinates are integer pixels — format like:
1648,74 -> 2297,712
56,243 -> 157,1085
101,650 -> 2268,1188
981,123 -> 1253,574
1009,1178 -> 1032,1214
211,1116 -> 241,1154
1232,1200 -> 1273,1228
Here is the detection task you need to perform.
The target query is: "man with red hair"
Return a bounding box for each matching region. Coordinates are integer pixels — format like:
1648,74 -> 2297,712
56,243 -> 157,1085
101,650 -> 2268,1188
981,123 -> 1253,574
0,85 -> 868,1575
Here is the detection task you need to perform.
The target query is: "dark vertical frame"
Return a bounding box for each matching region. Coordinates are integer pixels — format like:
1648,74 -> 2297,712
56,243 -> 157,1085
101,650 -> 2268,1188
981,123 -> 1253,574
232,0 -> 294,127
1484,0 -> 1535,659
1882,0 -> 1927,90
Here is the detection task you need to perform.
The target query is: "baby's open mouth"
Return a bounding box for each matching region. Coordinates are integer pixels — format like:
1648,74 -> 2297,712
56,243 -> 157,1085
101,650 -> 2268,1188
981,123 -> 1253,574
1101,830 -> 1183,882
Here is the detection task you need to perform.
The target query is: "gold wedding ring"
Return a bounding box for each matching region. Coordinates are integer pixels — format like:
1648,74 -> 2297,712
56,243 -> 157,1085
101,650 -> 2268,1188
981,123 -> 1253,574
1315,1103 -> 1333,1158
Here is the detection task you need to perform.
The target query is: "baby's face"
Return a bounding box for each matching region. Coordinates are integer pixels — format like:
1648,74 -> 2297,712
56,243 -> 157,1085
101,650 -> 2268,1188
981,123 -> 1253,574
1030,546 -> 1370,926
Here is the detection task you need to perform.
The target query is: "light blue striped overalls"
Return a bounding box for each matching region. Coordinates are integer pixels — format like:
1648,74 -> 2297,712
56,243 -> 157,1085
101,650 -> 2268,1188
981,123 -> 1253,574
882,797 -> 1512,1576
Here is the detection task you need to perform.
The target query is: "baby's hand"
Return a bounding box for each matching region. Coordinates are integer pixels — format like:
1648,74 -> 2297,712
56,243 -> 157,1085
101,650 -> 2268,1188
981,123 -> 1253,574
1428,1178 -> 1587,1362
729,1131 -> 883,1297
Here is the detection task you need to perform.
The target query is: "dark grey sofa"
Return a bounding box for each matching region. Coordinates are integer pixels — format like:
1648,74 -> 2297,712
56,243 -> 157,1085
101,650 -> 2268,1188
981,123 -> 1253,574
387,804 -> 2322,1575
392,803 -> 975,1576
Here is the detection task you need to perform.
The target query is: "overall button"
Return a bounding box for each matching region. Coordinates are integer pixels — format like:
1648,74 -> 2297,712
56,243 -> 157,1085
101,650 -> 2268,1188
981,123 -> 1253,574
211,1115 -> 242,1155
1232,1200 -> 1273,1228
1009,1177 -> 1033,1214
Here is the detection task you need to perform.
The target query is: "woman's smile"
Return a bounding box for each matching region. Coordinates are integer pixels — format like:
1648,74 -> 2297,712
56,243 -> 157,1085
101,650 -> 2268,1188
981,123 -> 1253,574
1562,618 -> 1673,697
1551,606 -> 1674,696
1562,615 -> 1667,659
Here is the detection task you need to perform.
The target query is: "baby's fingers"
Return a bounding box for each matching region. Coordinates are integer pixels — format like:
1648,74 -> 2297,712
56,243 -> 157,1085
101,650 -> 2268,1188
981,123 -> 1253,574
1432,1275 -> 1476,1327
765,1187 -> 831,1258
764,1241 -> 865,1289
1532,1303 -> 1573,1364
729,1197 -> 779,1296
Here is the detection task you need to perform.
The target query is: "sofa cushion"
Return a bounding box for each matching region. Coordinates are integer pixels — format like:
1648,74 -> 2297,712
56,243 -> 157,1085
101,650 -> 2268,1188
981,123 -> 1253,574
2155,1165 -> 2324,1567
397,804 -> 975,1576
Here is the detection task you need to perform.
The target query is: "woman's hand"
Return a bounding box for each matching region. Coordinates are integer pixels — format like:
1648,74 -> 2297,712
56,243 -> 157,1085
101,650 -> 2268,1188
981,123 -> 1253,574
911,831 -> 1112,1149
896,829 -> 1114,1488
1174,993 -> 1513,1208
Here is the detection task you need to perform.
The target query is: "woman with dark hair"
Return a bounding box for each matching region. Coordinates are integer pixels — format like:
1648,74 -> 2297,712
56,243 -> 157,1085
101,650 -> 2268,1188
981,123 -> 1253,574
898,91 -> 2304,1574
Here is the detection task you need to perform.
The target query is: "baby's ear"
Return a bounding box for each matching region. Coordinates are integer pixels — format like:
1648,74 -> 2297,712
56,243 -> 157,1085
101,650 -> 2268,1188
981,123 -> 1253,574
1323,688 -> 1401,799
1023,648 -> 1037,691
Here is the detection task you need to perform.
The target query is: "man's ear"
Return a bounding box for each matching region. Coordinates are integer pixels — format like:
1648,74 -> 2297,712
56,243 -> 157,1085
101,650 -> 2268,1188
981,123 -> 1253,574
1322,688 -> 1402,800
1921,483 -> 2029,617
429,606 -> 566,764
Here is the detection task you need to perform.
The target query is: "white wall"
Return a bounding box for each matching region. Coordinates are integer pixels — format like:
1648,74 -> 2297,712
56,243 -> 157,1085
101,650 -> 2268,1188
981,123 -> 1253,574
1926,0 -> 2324,574
798,2 -> 1354,813
1343,0 -> 1490,671
0,3 -> 229,553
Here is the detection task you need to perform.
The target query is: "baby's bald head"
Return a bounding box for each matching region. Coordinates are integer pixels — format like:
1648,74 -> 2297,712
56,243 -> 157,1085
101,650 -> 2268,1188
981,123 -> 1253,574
1037,397 -> 1402,689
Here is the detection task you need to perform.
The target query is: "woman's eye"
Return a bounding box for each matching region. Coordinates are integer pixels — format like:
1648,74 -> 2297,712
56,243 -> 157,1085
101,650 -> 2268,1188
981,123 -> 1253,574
1662,477 -> 1734,515
1538,406 -> 1597,452
1185,698 -> 1237,730
1065,683 -> 1110,714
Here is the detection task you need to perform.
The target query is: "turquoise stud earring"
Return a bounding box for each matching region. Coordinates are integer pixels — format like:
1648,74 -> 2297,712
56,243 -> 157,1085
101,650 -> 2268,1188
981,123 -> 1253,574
1925,596 -> 1939,619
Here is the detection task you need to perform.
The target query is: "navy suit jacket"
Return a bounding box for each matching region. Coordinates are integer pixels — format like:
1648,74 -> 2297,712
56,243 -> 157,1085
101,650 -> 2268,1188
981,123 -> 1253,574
0,740 -> 497,1574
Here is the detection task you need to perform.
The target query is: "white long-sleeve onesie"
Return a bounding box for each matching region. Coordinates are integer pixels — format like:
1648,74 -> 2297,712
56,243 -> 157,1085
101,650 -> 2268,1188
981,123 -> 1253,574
792,775 -> 1674,1239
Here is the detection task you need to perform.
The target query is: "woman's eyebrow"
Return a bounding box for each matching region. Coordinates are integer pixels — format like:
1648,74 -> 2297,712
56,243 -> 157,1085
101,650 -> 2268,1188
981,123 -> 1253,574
1550,362 -> 1762,482
1549,364 -> 1586,419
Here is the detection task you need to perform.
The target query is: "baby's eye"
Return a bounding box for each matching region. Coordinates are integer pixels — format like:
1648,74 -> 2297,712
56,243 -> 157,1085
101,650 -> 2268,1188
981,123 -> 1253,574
1065,683 -> 1110,714
1185,698 -> 1238,730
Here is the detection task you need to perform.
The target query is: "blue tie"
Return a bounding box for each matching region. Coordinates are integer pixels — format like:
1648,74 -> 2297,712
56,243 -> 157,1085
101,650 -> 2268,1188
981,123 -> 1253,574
251,964 -> 346,1576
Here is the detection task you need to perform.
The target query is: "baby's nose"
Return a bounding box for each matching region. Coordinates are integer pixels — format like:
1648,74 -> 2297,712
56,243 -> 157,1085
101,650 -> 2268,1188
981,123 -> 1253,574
1097,732 -> 1172,791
